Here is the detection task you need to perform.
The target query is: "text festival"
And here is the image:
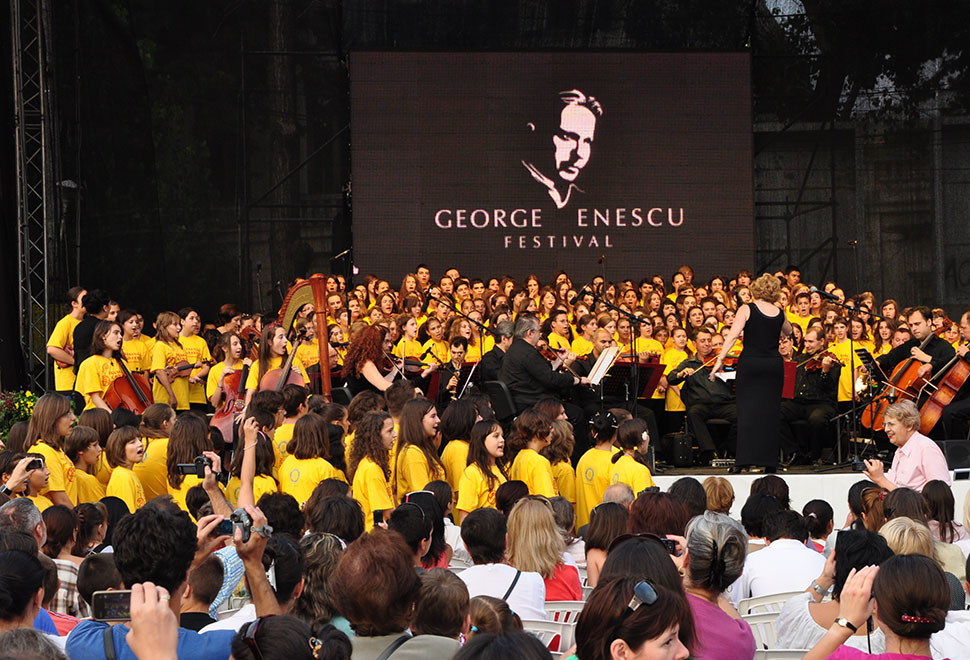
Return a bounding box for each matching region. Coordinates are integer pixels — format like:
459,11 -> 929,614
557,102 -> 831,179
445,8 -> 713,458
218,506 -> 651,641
433,207 -> 686,249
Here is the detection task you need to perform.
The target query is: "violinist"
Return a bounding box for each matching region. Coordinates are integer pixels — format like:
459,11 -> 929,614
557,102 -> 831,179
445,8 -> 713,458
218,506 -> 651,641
342,324 -> 402,396
876,307 -> 955,386
150,311 -> 191,411
206,332 -> 251,410
779,328 -> 840,466
74,320 -> 126,411
178,308 -> 212,412
666,327 -> 736,464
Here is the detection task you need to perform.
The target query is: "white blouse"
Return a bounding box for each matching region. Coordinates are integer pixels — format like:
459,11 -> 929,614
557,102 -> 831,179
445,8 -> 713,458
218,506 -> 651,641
775,592 -> 886,653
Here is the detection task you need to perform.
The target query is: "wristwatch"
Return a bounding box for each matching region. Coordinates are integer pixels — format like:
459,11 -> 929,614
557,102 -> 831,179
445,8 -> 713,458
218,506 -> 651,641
834,617 -> 858,633
0,484 -> 12,496
810,580 -> 828,597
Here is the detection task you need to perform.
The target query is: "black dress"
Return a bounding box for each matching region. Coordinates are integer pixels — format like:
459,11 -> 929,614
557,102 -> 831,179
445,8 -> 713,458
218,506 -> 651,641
735,303 -> 785,468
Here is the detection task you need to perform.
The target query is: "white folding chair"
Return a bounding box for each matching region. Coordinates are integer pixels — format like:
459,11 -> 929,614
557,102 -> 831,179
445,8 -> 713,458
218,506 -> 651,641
543,600 -> 585,624
577,566 -> 588,586
520,618 -> 576,653
217,608 -> 240,621
743,612 -> 780,649
581,585 -> 593,601
754,650 -> 810,660
737,591 -> 803,615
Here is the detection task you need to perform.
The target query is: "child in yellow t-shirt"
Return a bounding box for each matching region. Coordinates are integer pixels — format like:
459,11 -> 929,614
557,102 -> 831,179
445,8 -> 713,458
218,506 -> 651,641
226,430 -> 279,507
541,419 -> 576,505
104,427 -> 146,513
151,311 -> 190,410
64,426 -> 106,504
575,411 -> 620,527
132,404 -> 176,502
74,320 -> 125,411
178,309 -> 213,409
349,410 -> 396,529
509,409 -> 557,498
280,414 -> 345,508
47,287 -> 86,392
609,418 -> 655,496
456,420 -> 509,522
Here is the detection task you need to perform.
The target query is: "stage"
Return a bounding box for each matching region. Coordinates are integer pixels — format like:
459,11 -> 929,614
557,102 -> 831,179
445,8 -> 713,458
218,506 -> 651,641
653,469 -> 970,529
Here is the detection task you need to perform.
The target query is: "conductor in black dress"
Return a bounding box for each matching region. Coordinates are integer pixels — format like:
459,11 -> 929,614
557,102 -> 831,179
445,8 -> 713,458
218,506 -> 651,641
710,274 -> 792,472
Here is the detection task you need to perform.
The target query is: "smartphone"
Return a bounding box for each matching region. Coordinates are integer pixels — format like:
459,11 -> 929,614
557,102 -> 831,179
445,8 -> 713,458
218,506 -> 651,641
26,458 -> 44,471
175,463 -> 198,475
92,590 -> 132,621
373,509 -> 385,525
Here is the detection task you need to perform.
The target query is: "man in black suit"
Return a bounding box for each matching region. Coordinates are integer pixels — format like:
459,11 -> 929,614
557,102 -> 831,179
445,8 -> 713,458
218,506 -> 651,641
479,320 -> 514,382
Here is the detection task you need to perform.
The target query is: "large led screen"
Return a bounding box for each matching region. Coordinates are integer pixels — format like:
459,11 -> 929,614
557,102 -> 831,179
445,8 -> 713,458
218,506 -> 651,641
350,52 -> 753,282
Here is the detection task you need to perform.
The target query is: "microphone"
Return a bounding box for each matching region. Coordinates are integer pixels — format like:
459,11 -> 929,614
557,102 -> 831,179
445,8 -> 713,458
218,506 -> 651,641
570,285 -> 590,306
810,286 -> 840,302
420,345 -> 435,359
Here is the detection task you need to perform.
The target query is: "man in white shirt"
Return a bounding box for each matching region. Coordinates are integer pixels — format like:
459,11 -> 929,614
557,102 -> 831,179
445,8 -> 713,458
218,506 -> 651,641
457,508 -> 547,621
729,510 -> 825,607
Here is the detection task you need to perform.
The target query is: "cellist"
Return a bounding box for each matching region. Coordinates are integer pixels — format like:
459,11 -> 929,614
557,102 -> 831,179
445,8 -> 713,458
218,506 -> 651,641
929,308 -> 970,439
74,320 -> 126,411
875,306 -> 955,389
207,332 -> 251,410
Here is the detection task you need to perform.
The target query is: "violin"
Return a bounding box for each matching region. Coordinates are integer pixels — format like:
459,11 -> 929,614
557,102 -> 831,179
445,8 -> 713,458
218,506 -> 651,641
104,358 -> 154,414
165,359 -> 214,379
797,349 -> 844,372
702,354 -> 738,369
54,346 -> 74,370
238,325 -> 260,361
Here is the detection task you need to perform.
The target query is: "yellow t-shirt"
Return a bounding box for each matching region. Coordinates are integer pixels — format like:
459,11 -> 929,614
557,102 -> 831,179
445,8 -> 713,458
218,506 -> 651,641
421,339 -> 450,364
440,440 -> 470,503
280,455 -> 346,507
27,494 -> 54,512
481,334 -> 496,355
609,454 -> 655,495
829,339 -> 855,402
48,314 -> 82,391
295,339 -> 321,369
575,446 -> 618,527
571,336 -> 594,357
872,343 -> 892,358
394,338 -> 423,360
226,474 -> 279,508
662,348 -> 689,411
548,333 -> 571,352
510,448 -> 557,498
352,457 -> 394,529
245,355 -> 310,391
151,341 -> 190,410
551,460 -> 576,504
206,360 -> 247,401
395,445 -> 444,503
28,442 -> 78,505
634,338 -> 665,358
75,470 -> 106,504
272,422 -> 296,480
122,337 -> 153,372
75,355 -> 124,410
107,466 -> 146,513
133,437 -> 170,502
456,463 -> 507,514
786,311 -> 812,336
95,452 -> 114,486
180,334 -> 213,404
167,474 -> 204,512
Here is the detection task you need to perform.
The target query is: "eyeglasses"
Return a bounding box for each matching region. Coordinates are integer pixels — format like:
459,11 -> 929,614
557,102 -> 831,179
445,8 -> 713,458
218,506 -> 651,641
243,615 -> 274,660
607,580 -> 658,652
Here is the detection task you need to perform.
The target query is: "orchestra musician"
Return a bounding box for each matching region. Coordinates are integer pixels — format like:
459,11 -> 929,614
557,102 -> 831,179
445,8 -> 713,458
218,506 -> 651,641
479,320 -> 514,382
667,326 -> 736,464
928,308 -> 970,439
875,306 -> 955,391
779,329 -> 840,465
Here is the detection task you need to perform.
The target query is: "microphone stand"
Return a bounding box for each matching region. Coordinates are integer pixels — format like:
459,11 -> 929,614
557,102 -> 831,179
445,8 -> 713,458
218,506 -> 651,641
426,291 -> 500,392
585,288 -> 645,420
812,292 -> 889,472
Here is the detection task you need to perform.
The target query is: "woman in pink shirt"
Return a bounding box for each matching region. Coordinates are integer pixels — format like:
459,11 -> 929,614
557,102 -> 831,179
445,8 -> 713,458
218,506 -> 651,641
863,401 -> 949,493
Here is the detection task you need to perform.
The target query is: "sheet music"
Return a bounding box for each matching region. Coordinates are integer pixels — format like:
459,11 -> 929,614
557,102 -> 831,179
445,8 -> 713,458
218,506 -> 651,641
458,362 -> 478,399
588,347 -> 621,385
715,371 -> 736,383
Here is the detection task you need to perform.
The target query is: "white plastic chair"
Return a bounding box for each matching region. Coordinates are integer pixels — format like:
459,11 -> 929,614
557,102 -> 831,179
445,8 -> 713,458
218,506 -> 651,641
743,612 -> 780,649
737,591 -> 803,615
754,650 -> 810,659
577,566 -> 588,586
581,585 -> 593,601
543,600 -> 584,624
520,618 -> 576,653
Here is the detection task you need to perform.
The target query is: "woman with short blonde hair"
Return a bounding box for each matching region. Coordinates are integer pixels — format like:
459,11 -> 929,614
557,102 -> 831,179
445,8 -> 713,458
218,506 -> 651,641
506,496 -> 582,601
702,476 -> 735,515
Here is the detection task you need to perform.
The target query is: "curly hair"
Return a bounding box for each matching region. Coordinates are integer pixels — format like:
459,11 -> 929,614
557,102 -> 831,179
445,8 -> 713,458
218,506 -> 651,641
292,532 -> 344,624
347,411 -> 392,481
749,273 -> 781,304
342,324 -> 391,379
112,505 -> 197,593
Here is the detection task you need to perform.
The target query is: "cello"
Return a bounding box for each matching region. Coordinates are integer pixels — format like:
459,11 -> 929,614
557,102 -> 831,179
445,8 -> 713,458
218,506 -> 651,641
210,334 -> 256,444
104,358 -> 154,414
919,342 -> 970,435
861,319 -> 951,431
259,327 -> 307,392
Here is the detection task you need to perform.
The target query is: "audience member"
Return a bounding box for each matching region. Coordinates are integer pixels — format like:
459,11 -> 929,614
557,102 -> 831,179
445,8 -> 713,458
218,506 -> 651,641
702,476 -> 734,515
506,497 -> 582,601
179,555 -> 222,631
879,516 -> 966,610
583,502 -> 628,588
802,499 -> 834,552
467,596 -> 522,638
668,477 -> 707,519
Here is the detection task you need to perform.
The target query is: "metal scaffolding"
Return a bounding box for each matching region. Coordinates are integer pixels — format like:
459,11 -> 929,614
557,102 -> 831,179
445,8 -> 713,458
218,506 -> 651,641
10,0 -> 60,391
